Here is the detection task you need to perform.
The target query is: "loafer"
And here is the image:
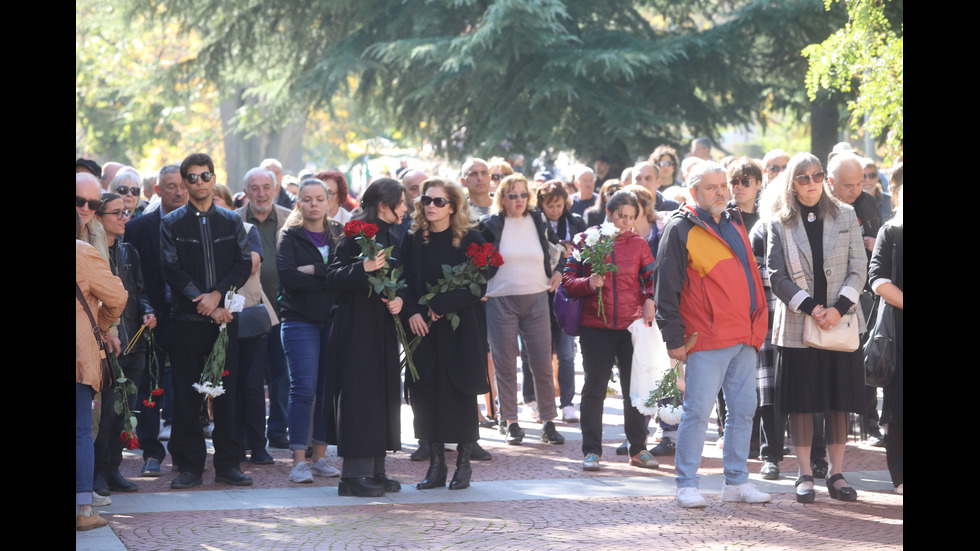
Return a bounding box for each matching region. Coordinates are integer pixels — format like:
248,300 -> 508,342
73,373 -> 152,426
721,482 -> 771,503
106,469 -> 138,492
93,472 -> 111,497
268,435 -> 290,449
795,475 -> 815,503
760,461 -> 780,480
140,458 -> 163,477
811,462 -> 828,479
250,449 -> 276,465
338,477 -> 385,497
170,472 -> 203,489
214,468 -> 253,487
310,458 -> 341,477
630,450 -> 659,469
616,441 -> 629,456
583,453 -> 600,471
374,474 -> 402,493
827,473 -> 857,502
470,442 -> 492,461
541,421 -> 565,445
76,511 -> 108,531
505,422 -> 525,445
677,487 -> 707,508
649,436 -> 676,456
479,419 -> 497,429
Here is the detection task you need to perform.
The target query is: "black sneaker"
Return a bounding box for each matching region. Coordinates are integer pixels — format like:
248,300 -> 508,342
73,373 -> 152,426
505,422 -> 525,445
470,442 -> 492,461
616,441 -> 629,456
649,436 -> 676,456
541,421 -> 565,445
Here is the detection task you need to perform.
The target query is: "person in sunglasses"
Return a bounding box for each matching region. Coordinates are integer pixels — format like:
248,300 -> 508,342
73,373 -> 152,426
77,172 -> 110,262
488,157 -> 514,194
762,149 -> 790,186
481,173 -> 566,447
726,157 -> 764,232
767,152 -> 867,504
161,152 -> 253,489
401,179 -> 494,490
650,145 -> 685,190
109,171 -> 147,219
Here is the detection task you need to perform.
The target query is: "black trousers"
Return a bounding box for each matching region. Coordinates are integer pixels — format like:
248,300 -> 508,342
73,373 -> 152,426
136,315 -> 174,462
237,334 -> 268,452
886,422 -> 903,487
94,351 -> 146,473
169,320 -> 242,475
579,326 -> 648,457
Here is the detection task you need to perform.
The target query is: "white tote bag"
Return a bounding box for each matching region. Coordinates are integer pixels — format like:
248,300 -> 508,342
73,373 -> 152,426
627,318 -> 672,415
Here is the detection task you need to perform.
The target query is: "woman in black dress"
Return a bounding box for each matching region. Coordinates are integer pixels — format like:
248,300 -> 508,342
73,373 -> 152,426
403,179 -> 492,490
325,178 -> 408,497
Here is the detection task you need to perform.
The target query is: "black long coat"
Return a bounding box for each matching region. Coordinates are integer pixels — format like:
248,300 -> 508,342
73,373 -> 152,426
324,220 -> 403,457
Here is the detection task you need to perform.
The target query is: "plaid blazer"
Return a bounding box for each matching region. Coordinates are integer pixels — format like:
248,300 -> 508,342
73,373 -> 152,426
766,203 -> 866,348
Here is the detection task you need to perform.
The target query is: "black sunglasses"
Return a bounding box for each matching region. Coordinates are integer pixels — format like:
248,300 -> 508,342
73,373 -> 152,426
766,164 -> 787,174
794,172 -> 825,185
115,185 -> 141,196
186,172 -> 214,184
505,192 -> 529,200
729,177 -> 755,188
76,196 -> 101,210
491,173 -> 509,182
420,195 -> 450,208
657,160 -> 676,167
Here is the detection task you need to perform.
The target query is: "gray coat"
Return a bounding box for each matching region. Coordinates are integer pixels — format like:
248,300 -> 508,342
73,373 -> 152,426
766,203 -> 866,349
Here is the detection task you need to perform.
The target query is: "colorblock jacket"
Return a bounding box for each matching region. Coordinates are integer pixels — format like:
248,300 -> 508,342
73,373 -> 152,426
654,204 -> 767,354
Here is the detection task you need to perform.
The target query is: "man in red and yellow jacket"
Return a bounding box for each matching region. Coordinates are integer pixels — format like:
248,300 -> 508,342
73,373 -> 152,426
654,161 -> 770,509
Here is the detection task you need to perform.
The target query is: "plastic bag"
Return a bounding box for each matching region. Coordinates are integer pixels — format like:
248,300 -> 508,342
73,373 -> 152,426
627,318 -> 672,415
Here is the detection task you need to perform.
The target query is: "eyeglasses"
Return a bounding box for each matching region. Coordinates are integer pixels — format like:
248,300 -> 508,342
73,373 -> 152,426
729,177 -> 755,188
420,196 -> 450,208
185,172 -> 214,184
76,196 -> 101,210
657,160 -> 676,167
101,209 -> 132,218
766,164 -> 788,174
505,192 -> 529,200
794,172 -> 826,186
115,186 -> 141,196
863,171 -> 878,180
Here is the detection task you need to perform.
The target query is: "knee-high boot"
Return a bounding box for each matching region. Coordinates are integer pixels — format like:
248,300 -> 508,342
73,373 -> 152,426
416,442 -> 447,489
449,442 -> 472,490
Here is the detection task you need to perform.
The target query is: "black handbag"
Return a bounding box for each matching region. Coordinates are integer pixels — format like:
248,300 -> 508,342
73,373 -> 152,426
863,236 -> 898,387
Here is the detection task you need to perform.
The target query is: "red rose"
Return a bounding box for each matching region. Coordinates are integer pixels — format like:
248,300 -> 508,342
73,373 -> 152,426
361,223 -> 379,238
343,220 -> 363,237
473,254 -> 489,267
126,437 -> 140,450
221,369 -> 230,377
490,252 -> 504,267
466,243 -> 479,257
143,399 -> 155,408
480,242 -> 494,256
151,388 -> 164,396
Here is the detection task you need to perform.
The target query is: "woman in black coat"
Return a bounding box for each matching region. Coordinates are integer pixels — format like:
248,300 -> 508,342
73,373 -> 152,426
402,179 -> 492,490
324,178 -> 408,497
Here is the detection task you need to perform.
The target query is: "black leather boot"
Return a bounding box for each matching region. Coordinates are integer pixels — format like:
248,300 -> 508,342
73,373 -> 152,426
449,442 -> 472,490
416,442 -> 447,489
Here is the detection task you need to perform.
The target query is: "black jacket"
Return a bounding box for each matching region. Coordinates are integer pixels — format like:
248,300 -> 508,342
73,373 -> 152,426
276,223 -> 343,324
161,201 -> 251,322
123,209 -> 169,316
109,241 -> 154,352
480,211 -> 559,278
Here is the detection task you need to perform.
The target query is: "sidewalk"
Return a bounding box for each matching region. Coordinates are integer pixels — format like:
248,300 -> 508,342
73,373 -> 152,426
78,380 -> 902,550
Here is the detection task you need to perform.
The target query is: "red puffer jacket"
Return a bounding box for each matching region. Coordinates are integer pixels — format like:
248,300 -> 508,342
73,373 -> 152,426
562,230 -> 655,330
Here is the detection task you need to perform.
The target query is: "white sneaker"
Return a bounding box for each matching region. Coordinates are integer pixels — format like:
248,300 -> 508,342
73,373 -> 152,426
158,422 -> 171,441
721,482 -> 772,503
92,492 -> 112,507
525,401 -> 539,421
288,462 -> 314,483
310,458 -> 340,478
561,405 -> 579,423
677,487 -> 707,508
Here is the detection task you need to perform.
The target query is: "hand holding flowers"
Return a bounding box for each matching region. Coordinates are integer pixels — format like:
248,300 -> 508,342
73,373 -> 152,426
572,222 -> 620,323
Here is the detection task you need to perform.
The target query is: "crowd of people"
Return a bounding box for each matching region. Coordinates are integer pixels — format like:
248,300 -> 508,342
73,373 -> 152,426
76,139 -> 903,529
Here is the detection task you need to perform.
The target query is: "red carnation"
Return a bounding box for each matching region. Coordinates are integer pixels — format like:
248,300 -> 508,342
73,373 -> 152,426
119,431 -> 130,444
126,437 -> 140,450
143,399 -> 155,408
151,388 -> 164,396
490,252 -> 504,267
466,243 -> 479,257
361,223 -> 379,238
221,369 -> 230,377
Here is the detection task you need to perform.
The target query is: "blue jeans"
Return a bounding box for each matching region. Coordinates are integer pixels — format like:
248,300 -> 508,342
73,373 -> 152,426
266,329 -> 290,440
281,320 -> 331,450
555,330 -> 576,408
76,383 -> 94,505
675,343 -> 758,489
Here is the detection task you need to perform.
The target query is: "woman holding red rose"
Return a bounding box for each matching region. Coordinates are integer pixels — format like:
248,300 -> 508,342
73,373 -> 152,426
324,177 -> 408,497
401,179 -> 494,490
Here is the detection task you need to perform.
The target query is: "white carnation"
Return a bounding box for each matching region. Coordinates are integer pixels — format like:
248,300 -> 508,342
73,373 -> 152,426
193,381 -> 227,398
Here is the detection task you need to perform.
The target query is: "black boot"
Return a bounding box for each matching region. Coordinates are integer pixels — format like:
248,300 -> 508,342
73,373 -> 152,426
449,442 -> 472,490
416,442 -> 447,489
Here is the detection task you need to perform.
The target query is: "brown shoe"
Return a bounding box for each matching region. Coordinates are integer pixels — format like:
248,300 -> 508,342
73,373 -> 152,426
629,450 -> 660,469
76,511 -> 108,531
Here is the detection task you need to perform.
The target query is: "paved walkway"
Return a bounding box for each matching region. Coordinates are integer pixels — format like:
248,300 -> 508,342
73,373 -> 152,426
78,372 -> 902,550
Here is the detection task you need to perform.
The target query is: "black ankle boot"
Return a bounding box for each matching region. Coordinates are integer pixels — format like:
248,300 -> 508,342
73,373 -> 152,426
416,442 -> 447,489
449,442 -> 473,490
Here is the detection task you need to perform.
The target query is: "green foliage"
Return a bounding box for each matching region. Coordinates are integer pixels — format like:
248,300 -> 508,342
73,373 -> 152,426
803,0 -> 903,161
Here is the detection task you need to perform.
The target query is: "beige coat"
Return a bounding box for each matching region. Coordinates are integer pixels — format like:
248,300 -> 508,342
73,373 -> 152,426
76,240 -> 127,390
